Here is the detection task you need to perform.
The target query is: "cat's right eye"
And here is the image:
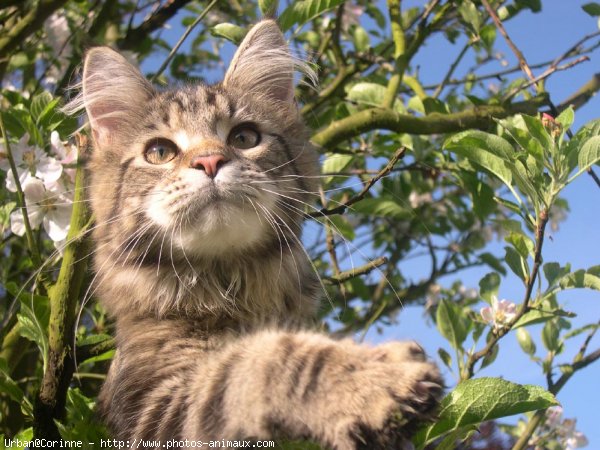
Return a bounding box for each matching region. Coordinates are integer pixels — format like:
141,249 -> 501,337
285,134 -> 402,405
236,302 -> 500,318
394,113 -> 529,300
144,139 -> 179,165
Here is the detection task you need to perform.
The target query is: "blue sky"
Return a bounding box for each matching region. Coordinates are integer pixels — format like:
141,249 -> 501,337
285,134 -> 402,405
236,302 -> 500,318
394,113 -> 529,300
142,1 -> 600,446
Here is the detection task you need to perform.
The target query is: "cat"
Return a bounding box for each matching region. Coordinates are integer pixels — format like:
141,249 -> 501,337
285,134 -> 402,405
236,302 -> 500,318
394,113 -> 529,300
68,19 -> 443,450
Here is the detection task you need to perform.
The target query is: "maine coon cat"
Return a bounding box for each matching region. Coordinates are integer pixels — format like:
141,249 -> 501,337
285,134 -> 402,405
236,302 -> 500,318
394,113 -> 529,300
70,20 -> 443,450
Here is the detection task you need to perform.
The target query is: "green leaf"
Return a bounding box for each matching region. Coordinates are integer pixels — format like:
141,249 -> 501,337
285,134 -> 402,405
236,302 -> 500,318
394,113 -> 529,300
499,115 -> 544,160
259,0 -> 279,16
446,130 -> 514,160
505,232 -> 534,259
445,132 -> 514,189
30,91 -> 54,122
414,378 -> 558,447
557,269 -> 600,291
479,272 -> 500,302
504,246 -> 529,283
577,135 -> 600,172
480,340 -> 499,369
210,23 -> 247,44
279,0 -> 347,32
346,82 -> 387,108
438,348 -> 453,371
326,215 -> 356,241
513,309 -> 555,328
422,97 -> 449,115
516,327 -> 536,355
543,262 -> 570,288
582,2 -> 600,16
436,300 -> 471,350
479,24 -> 496,50
542,321 -> 560,352
352,197 -> 410,219
0,358 -> 24,404
521,115 -> 555,157
16,294 -> 50,370
458,0 -> 482,33
321,153 -> 354,184
516,0 -> 541,12
353,26 -> 370,52
556,106 -> 575,130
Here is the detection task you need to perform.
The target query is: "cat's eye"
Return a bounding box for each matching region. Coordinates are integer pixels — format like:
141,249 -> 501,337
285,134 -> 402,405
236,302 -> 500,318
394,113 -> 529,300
227,124 -> 261,150
144,139 -> 179,165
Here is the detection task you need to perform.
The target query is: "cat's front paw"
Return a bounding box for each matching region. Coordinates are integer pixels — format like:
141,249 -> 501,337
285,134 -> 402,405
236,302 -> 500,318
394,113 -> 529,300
335,343 -> 443,450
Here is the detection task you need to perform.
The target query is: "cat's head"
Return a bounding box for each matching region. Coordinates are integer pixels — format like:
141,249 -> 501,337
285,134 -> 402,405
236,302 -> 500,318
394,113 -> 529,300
72,20 -> 319,262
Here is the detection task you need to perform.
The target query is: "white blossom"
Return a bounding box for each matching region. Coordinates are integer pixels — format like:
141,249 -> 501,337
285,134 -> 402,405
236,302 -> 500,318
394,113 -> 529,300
425,283 -> 441,310
480,295 -> 517,331
1,134 -> 63,192
545,406 -> 563,428
10,178 -> 72,242
50,131 -> 77,181
458,285 -> 478,299
539,407 -> 588,450
408,192 -> 432,208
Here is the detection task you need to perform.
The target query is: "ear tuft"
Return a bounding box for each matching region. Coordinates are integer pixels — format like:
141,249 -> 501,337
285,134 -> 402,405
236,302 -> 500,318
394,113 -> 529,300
223,20 -> 313,104
64,47 -> 154,145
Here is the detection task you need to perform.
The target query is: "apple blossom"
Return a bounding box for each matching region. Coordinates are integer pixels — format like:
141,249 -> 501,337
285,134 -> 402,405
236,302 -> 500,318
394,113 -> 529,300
10,177 -> 73,242
1,134 -> 62,191
480,295 -> 517,331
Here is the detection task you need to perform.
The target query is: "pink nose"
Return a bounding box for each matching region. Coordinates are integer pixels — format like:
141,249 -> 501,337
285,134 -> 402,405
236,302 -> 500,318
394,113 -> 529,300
190,154 -> 229,178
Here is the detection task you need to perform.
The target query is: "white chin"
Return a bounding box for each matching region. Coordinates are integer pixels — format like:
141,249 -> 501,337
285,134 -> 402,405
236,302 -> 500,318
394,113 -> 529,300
172,205 -> 270,257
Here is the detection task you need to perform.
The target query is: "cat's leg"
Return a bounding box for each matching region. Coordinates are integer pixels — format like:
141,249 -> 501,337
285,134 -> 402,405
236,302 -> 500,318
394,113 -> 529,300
184,330 -> 443,450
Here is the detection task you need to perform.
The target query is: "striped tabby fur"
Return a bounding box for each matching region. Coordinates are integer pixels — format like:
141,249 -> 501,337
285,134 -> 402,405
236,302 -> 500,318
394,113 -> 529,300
73,20 -> 443,450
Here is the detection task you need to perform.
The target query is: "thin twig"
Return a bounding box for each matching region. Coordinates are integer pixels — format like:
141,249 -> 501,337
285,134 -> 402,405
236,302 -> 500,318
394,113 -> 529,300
588,167 -> 600,189
119,0 -> 194,50
433,42 -> 469,98
326,256 -> 388,284
481,0 -> 535,83
309,147 -> 407,217
503,56 -> 590,101
150,0 -> 218,82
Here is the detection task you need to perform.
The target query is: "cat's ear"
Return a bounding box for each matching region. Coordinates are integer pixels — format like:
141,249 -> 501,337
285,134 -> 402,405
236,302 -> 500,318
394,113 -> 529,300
80,47 -> 155,145
224,20 -> 296,104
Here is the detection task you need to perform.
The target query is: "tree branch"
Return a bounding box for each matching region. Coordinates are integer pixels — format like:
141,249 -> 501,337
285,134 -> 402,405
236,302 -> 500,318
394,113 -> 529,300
34,142 -> 91,441
118,0 -> 194,50
0,0 -> 68,64
326,256 -> 388,284
311,96 -> 548,148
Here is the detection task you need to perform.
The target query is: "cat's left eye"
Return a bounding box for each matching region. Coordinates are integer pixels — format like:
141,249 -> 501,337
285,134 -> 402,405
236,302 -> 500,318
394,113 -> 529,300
227,124 -> 261,150
144,139 -> 179,165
